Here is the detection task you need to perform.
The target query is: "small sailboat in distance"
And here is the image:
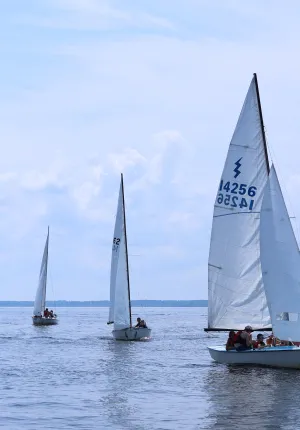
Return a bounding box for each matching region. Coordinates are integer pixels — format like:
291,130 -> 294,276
107,174 -> 151,341
32,227 -> 58,326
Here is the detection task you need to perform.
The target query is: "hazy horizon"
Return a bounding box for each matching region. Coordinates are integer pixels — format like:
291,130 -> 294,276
0,299 -> 208,307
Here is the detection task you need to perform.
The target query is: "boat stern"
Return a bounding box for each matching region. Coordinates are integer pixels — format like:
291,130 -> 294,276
112,327 -> 151,341
32,316 -> 58,326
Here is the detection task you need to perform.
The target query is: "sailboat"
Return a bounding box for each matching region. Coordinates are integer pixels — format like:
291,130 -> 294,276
207,74 -> 300,368
206,73 -> 271,333
107,174 -> 151,341
32,227 -> 58,326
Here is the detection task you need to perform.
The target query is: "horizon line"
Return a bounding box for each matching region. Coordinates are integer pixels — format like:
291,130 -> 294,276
0,299 -> 208,307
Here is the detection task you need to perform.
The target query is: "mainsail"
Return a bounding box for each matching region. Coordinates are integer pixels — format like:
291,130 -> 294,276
207,74 -> 271,330
33,227 -> 49,316
260,165 -> 300,340
108,174 -> 132,330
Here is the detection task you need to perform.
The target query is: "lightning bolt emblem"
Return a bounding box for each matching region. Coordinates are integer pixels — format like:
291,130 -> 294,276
233,157 -> 242,178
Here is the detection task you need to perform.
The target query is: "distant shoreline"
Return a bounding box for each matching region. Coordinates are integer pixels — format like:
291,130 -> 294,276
0,300 -> 208,307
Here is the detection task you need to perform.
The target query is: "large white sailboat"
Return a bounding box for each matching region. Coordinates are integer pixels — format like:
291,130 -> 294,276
207,74 -> 300,368
32,227 -> 58,326
107,174 -> 151,341
206,73 -> 271,332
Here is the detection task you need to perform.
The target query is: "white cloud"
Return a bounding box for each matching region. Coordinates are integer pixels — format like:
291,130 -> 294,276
108,148 -> 146,174
73,181 -> 100,211
1,0 -> 300,299
18,0 -> 174,31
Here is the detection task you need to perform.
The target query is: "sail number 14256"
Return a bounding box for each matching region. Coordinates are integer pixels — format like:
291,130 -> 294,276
217,180 -> 257,211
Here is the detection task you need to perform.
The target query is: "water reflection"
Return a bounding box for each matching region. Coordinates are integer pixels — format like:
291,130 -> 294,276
101,341 -> 145,430
205,363 -> 300,429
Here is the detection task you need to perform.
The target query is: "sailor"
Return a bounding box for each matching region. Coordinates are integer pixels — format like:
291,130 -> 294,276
234,325 -> 253,351
253,333 -> 265,349
226,330 -> 236,350
140,319 -> 147,328
135,317 -> 147,328
266,333 -> 281,346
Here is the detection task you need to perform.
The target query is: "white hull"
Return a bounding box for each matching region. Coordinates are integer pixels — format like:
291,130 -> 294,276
32,316 -> 58,326
208,345 -> 300,369
112,327 -> 151,341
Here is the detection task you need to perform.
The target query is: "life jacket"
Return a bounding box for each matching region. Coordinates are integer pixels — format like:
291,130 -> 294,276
267,335 -> 280,346
253,340 -> 265,348
234,331 -> 247,345
233,331 -> 242,343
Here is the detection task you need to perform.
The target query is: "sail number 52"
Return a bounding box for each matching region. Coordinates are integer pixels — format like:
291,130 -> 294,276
112,237 -> 120,252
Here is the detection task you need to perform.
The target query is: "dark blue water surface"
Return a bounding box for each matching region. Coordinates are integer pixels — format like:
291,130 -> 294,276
1,307 -> 300,429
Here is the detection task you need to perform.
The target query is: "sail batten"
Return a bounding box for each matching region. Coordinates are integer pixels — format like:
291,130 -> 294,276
108,176 -> 131,330
207,75 -> 271,330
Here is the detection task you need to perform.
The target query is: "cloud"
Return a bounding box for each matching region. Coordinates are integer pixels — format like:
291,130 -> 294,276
18,0 -> 174,31
1,0 -> 300,300
108,148 -> 146,174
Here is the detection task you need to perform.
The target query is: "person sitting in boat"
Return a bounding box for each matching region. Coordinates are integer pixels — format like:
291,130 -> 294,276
266,333 -> 281,346
253,333 -> 265,349
135,317 -> 147,328
226,331 -> 236,351
43,308 -> 49,318
234,325 -> 253,351
49,310 -> 54,318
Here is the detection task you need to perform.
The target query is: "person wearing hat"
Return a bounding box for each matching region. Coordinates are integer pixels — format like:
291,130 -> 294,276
234,325 -> 253,351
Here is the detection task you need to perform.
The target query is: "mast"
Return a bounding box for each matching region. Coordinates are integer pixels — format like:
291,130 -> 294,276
255,73 -> 285,324
43,226 -> 49,312
121,174 -> 132,327
205,74 -> 273,333
253,73 -> 270,175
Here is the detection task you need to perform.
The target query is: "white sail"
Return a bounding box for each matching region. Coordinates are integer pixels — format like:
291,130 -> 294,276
260,165 -> 300,340
108,177 -> 131,330
208,76 -> 271,330
33,228 -> 49,316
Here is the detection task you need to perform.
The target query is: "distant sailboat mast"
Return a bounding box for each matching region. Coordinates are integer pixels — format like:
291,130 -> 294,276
42,225 -> 50,314
33,226 -> 49,317
121,173 -> 132,328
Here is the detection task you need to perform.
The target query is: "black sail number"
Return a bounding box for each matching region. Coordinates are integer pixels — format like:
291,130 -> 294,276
113,237 -> 120,252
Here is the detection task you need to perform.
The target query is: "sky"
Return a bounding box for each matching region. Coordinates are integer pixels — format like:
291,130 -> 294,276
1,0 -> 300,300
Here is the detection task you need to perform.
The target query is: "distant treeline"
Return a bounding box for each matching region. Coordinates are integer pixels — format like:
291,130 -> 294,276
0,300 -> 208,307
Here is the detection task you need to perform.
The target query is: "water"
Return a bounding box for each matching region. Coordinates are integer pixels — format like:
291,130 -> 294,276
1,307 -> 300,429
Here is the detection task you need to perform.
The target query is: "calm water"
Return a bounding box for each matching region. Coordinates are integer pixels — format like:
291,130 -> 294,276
1,307 -> 300,429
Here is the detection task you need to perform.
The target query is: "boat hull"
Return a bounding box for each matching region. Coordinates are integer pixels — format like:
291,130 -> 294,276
112,327 -> 151,341
32,317 -> 58,326
208,345 -> 300,369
